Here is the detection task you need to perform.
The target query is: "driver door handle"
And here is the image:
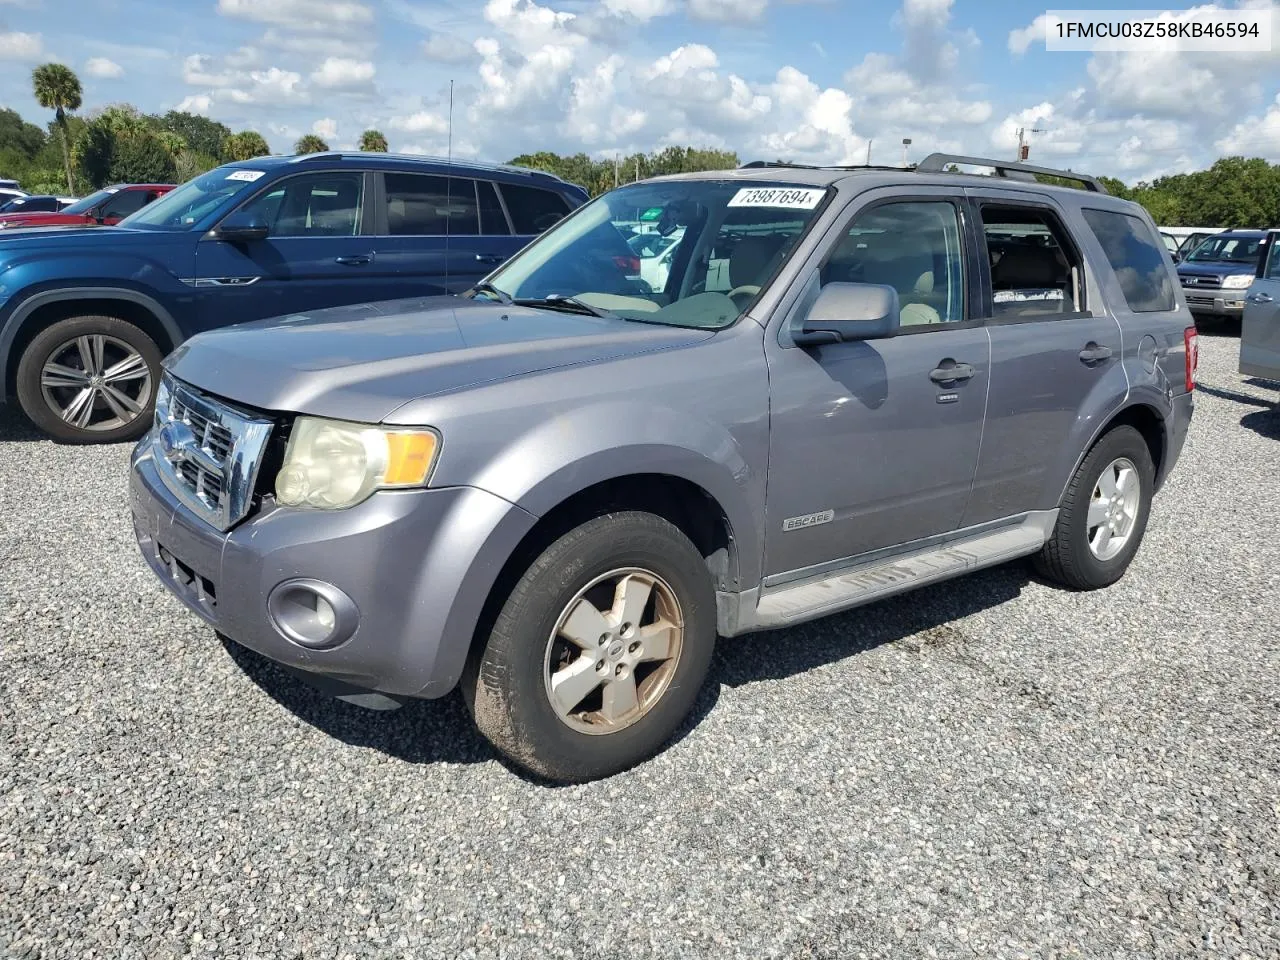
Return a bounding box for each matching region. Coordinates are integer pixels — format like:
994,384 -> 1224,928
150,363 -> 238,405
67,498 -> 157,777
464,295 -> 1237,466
1078,342 -> 1113,364
930,361 -> 974,384
475,253 -> 506,264
335,254 -> 372,266
1248,291 -> 1274,303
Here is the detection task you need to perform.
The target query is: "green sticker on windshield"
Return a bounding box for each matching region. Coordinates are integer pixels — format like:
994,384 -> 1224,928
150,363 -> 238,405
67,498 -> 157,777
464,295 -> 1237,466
639,207 -> 663,221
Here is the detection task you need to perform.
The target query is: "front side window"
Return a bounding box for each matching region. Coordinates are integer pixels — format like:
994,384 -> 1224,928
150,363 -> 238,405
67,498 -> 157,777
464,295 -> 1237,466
480,179 -> 830,329
1264,235 -> 1280,280
821,200 -> 965,327
980,204 -> 1083,318
238,172 -> 364,238
1082,208 -> 1175,313
500,183 -> 572,234
61,188 -> 117,216
99,190 -> 149,219
384,174 -> 479,236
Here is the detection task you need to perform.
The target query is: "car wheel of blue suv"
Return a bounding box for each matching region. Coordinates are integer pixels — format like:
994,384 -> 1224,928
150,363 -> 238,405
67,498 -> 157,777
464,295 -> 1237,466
16,314 -> 162,444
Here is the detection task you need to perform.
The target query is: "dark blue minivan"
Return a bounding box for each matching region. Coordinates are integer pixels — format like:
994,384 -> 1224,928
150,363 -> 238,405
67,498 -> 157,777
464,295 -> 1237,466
0,152 -> 588,443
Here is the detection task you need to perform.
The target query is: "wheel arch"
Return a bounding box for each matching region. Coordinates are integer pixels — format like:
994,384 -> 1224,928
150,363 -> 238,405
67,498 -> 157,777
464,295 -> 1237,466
1057,400 -> 1168,504
1,286 -> 182,402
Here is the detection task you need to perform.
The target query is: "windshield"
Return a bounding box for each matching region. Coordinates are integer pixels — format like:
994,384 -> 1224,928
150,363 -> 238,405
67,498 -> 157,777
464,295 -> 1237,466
119,166 -> 266,229
60,189 -> 115,215
1187,235 -> 1262,263
478,179 -> 830,329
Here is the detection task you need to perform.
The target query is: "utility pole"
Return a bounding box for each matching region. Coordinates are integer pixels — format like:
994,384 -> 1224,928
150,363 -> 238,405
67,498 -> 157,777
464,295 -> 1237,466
635,156 -> 639,182
1016,126 -> 1046,161
901,137 -> 912,167
614,153 -> 619,189
866,140 -> 872,165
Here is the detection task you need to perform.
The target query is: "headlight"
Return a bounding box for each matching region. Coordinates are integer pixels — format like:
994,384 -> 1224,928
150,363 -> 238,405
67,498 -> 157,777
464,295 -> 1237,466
1222,274 -> 1255,289
274,416 -> 440,510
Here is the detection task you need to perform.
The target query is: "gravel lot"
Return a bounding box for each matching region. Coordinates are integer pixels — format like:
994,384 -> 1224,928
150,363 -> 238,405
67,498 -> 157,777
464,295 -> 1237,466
2,331 -> 1278,959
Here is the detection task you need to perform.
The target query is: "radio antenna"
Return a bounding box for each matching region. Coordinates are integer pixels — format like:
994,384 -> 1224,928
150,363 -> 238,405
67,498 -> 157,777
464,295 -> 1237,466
444,79 -> 454,293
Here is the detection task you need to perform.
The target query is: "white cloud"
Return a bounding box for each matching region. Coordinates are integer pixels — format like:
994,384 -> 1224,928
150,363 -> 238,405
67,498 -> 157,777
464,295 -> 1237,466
175,94 -> 212,114
1008,14 -> 1049,56
84,57 -> 123,78
183,54 -> 234,87
1217,93 -> 1280,156
421,32 -> 475,63
312,117 -> 337,140
389,110 -> 448,133
310,56 -> 376,89
224,67 -> 307,106
216,0 -> 373,29
0,31 -> 41,60
688,0 -> 768,21
260,27 -> 374,59
602,0 -> 672,20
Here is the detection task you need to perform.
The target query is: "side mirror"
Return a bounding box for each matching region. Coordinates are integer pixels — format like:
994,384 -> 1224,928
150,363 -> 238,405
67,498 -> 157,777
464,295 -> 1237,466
215,209 -> 269,243
795,282 -> 901,345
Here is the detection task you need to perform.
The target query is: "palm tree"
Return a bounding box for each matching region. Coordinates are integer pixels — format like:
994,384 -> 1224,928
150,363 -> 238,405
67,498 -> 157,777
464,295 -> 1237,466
223,130 -> 270,161
359,129 -> 388,152
32,63 -> 83,193
155,130 -> 187,158
294,134 -> 329,154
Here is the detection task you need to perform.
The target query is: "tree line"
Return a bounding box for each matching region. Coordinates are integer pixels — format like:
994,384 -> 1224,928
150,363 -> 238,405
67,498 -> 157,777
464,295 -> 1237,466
6,62 -> 1280,228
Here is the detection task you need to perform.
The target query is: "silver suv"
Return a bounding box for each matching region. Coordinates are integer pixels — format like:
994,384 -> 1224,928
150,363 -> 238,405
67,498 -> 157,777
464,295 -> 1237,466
130,153 -> 1197,782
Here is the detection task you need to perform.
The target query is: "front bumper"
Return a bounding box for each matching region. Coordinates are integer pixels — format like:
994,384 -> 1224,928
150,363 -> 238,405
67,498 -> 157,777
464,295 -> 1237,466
1182,291 -> 1246,318
129,440 -> 537,699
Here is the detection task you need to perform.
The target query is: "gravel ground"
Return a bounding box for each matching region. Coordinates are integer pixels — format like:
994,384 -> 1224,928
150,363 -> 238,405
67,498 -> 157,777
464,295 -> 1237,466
2,331 -> 1278,959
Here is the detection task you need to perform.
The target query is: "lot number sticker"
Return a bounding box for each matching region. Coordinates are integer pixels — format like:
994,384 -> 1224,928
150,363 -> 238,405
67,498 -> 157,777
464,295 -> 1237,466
227,170 -> 266,182
728,187 -> 824,209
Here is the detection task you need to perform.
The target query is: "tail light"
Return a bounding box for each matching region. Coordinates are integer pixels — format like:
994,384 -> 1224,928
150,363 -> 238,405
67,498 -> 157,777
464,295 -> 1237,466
613,254 -> 641,275
1184,326 -> 1199,392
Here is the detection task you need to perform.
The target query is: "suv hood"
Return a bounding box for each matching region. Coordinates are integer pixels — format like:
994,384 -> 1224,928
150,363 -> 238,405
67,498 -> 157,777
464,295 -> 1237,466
166,295 -> 717,423
1177,259 -> 1258,277
0,212 -> 90,229
0,224 -> 157,249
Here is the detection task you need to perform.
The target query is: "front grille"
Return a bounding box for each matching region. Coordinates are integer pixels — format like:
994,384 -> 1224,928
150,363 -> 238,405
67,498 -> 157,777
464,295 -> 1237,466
1181,274 -> 1223,290
1185,294 -> 1216,306
151,376 -> 273,531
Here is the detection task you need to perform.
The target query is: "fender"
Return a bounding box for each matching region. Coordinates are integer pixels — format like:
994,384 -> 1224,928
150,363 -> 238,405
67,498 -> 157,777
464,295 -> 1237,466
0,284 -> 185,398
451,399 -> 765,590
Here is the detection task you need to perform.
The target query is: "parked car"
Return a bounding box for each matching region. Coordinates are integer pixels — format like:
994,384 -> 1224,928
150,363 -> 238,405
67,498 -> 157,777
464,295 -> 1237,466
0,194 -> 76,214
1241,230 -> 1280,382
0,179 -> 25,207
1159,225 -> 1223,262
0,183 -> 174,230
128,152 -> 1196,783
1176,229 -> 1267,325
0,154 -> 588,443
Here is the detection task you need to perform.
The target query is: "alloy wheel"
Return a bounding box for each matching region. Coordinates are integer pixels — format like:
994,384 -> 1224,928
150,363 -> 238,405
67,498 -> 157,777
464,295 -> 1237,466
39,334 -> 152,432
1087,456 -> 1141,561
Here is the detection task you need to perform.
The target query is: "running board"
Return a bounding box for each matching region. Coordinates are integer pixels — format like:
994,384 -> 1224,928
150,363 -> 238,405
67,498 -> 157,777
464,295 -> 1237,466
748,512 -> 1054,630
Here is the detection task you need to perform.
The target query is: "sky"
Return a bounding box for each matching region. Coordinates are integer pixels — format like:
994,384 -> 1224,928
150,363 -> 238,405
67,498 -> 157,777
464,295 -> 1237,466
1,0 -> 1279,183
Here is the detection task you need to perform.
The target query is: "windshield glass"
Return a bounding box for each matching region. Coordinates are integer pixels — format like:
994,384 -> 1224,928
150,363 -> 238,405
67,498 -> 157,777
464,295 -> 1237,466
60,189 -> 115,215
1187,235 -> 1262,263
479,179 -> 830,329
119,166 -> 267,229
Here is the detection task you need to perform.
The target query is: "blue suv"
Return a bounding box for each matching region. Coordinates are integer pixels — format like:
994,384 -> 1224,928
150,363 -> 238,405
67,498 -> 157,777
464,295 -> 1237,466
0,152 -> 587,443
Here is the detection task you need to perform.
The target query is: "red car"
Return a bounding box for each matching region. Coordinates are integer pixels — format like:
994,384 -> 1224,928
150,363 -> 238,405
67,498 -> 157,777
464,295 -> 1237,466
0,183 -> 175,230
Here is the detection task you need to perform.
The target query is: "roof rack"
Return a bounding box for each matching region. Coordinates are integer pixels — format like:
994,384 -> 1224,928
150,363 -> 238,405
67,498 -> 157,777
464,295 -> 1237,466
915,152 -> 1108,194
287,151 -> 567,182
740,159 -> 908,173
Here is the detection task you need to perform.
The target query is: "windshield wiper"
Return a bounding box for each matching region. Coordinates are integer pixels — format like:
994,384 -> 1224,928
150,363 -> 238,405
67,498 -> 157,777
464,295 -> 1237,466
468,281 -> 513,305
513,294 -> 617,319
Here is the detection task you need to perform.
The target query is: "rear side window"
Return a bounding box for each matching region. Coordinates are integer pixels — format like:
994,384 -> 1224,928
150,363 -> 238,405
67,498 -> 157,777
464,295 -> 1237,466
99,190 -> 150,219
500,183 -> 571,234
1082,209 -> 1175,313
477,180 -> 510,236
979,204 -> 1084,319
384,174 -> 479,236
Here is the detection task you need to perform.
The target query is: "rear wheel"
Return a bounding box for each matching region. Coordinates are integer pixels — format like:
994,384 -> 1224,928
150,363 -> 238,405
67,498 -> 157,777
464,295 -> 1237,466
463,511 -> 716,783
15,315 -> 162,444
1034,425 -> 1154,590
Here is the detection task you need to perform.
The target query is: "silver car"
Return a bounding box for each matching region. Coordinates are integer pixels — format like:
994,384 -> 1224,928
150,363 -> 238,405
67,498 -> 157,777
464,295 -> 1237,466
1242,231 -> 1280,382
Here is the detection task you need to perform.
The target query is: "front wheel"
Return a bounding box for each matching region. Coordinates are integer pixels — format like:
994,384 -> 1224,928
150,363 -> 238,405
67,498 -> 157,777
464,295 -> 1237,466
463,511 -> 717,783
15,315 -> 162,444
1034,425 -> 1155,590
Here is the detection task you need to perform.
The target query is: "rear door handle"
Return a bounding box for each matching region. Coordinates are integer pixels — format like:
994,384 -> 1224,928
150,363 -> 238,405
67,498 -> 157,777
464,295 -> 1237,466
930,361 -> 974,384
1078,342 -> 1113,364
335,254 -> 372,266
1247,291 -> 1274,303
475,253 -> 506,264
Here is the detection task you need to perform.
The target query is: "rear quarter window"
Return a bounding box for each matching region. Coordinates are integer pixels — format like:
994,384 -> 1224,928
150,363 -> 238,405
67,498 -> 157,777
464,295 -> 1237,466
1082,208 -> 1176,313
500,183 -> 572,235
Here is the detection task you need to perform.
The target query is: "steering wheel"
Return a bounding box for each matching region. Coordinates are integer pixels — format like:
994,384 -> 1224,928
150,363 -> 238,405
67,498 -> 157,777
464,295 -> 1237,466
727,284 -> 761,309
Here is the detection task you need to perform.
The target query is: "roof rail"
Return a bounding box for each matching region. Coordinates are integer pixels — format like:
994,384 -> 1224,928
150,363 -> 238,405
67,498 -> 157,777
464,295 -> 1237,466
740,159 -> 916,173
916,152 -> 1108,194
287,150 -> 567,182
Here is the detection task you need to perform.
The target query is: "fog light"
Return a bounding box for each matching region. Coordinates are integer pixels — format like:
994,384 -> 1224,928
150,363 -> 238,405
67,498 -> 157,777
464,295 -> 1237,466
267,579 -> 358,649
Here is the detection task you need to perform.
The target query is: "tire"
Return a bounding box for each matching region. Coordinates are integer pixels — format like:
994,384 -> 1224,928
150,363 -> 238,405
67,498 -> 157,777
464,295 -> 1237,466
15,315 -> 163,444
463,511 -> 716,783
1034,424 -> 1155,590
